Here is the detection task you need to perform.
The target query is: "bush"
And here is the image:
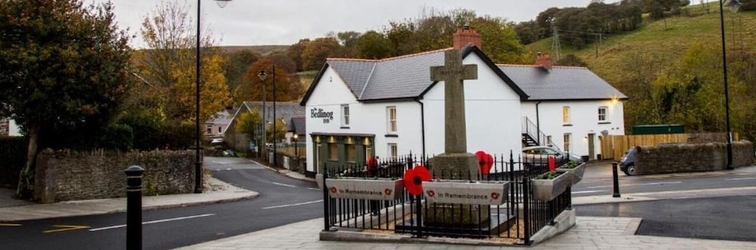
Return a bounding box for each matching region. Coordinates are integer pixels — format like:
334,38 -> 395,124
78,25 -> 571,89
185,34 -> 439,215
0,136 -> 26,188
157,121 -> 195,149
97,123 -> 133,151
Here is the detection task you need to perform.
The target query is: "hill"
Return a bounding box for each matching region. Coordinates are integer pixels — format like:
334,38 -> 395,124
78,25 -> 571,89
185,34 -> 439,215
218,45 -> 289,55
524,7 -> 756,85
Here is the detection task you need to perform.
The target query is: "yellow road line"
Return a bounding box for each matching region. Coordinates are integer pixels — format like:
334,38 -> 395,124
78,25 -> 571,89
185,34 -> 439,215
0,223 -> 22,227
43,225 -> 90,233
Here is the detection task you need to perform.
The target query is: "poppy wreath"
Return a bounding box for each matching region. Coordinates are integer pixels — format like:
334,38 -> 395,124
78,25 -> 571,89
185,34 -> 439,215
475,151 -> 494,176
403,165 -> 431,196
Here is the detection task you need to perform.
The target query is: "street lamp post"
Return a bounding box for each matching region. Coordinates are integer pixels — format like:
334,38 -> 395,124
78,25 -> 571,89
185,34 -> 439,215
293,134 -> 299,159
258,66 -> 277,167
720,0 -> 741,170
195,0 -> 233,193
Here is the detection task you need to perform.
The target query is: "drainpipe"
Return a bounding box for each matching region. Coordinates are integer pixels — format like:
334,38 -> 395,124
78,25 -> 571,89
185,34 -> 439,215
414,98 -> 426,157
536,101 -> 542,144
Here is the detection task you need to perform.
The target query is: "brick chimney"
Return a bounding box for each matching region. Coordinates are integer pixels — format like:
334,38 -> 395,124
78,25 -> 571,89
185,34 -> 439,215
452,25 -> 481,50
535,52 -> 552,70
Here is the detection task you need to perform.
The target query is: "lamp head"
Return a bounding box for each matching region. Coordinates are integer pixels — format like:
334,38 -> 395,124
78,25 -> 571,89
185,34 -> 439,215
215,0 -> 232,8
725,0 -> 743,13
258,69 -> 267,81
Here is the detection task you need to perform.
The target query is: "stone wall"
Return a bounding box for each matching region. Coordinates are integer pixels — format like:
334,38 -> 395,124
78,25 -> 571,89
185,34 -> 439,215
34,149 -> 196,203
635,141 -> 754,175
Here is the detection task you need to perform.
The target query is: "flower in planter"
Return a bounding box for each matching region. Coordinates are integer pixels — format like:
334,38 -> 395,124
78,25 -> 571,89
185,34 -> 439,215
403,165 -> 431,196
534,171 -> 566,180
560,160 -> 579,169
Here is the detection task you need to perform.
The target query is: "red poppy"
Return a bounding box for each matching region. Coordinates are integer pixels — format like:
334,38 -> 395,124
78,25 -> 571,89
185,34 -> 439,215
403,165 -> 431,196
486,154 -> 494,174
476,151 -> 492,176
366,157 -> 378,176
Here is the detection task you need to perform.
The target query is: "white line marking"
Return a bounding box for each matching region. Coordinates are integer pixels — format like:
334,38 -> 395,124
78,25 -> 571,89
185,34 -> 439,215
725,177 -> 756,181
587,181 -> 681,189
226,168 -> 232,171
262,200 -> 323,210
272,182 -> 296,188
572,190 -> 603,194
308,188 -> 321,191
89,214 -> 215,232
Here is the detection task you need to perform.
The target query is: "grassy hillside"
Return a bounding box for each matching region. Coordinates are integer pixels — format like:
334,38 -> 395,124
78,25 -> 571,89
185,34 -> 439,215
218,45 -> 289,55
525,8 -> 756,85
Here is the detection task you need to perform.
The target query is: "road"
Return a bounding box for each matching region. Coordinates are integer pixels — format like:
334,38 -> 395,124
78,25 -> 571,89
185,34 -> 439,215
573,161 -> 756,242
0,157 -> 323,250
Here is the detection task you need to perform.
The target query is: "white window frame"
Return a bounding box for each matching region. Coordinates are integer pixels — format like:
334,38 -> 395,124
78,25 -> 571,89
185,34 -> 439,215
562,106 -> 571,124
341,104 -> 350,127
387,106 -> 397,134
598,106 -> 608,122
564,133 -> 571,153
388,143 -> 398,159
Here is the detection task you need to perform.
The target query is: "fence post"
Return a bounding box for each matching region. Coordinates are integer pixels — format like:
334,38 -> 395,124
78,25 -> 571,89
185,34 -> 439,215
522,176 -> 531,245
322,173 -> 330,231
509,151 -> 516,216
415,194 -> 423,238
125,165 -> 144,250
612,162 -> 621,198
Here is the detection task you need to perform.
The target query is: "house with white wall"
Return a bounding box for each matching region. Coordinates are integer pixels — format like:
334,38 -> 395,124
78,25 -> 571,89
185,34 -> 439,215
300,26 -> 626,176
0,117 -> 21,136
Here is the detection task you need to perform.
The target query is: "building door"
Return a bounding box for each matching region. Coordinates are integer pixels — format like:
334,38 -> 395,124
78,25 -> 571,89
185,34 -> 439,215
588,133 -> 595,160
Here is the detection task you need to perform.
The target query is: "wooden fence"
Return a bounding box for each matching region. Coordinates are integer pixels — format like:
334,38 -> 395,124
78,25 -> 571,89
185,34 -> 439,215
600,132 -> 738,160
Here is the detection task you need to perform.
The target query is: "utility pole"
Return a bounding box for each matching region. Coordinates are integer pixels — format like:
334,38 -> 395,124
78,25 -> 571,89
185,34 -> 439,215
551,26 -> 561,62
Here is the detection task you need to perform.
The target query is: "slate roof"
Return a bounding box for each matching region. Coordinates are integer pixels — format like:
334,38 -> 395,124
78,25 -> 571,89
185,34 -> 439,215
301,46 -> 528,104
497,65 -> 628,101
288,116 -> 306,135
300,45 -> 626,104
241,101 -> 305,124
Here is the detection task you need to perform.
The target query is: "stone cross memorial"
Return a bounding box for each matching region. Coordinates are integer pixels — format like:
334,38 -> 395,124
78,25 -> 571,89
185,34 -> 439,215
429,50 -> 479,180
427,49 -> 488,226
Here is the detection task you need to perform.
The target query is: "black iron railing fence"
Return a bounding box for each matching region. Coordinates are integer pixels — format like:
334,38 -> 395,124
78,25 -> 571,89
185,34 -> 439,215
321,152 -> 573,245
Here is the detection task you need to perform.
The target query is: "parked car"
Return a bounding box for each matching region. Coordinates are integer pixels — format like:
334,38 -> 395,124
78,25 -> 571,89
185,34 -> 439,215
619,147 -> 636,176
522,146 -> 574,167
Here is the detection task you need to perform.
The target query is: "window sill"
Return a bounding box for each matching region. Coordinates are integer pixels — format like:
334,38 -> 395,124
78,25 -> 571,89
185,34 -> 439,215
563,124 -> 573,127
385,134 -> 398,138
598,122 -> 611,125
340,126 -> 350,129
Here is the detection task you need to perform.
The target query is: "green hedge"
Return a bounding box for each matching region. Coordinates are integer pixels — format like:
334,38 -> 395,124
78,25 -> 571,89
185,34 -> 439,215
0,136 -> 26,188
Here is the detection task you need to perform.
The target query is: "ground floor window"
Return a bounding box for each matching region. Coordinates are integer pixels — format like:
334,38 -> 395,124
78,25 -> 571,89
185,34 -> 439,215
388,143 -> 398,159
311,133 -> 375,169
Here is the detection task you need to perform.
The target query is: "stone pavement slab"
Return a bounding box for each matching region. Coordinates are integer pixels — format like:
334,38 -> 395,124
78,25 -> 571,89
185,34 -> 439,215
175,216 -> 756,250
0,178 -> 257,222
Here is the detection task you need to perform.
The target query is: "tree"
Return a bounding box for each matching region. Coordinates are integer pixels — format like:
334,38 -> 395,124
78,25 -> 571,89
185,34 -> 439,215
235,58 -> 306,103
266,118 -> 287,144
286,39 -> 310,72
357,30 -> 392,59
337,31 -> 361,48
0,0 -> 132,198
171,52 -> 232,123
223,49 -> 261,100
301,37 -> 341,71
235,108 -> 262,141
138,0 -> 231,122
471,16 -> 531,64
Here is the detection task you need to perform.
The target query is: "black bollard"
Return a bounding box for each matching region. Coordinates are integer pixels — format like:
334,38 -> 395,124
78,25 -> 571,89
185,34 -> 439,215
125,165 -> 144,250
611,162 -> 621,198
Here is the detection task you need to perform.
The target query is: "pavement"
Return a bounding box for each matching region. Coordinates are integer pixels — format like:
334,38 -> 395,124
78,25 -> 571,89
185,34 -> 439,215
1,161 -> 755,249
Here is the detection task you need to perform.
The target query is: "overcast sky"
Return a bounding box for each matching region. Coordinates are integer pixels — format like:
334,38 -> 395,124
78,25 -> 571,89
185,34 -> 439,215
92,0 -> 595,48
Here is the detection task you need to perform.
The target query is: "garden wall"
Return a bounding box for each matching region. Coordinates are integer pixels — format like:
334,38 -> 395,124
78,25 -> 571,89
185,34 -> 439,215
635,141 -> 754,175
34,149 -> 196,203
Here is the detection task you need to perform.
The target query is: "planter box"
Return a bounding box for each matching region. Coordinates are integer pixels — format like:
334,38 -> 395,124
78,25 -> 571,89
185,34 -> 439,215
324,177 -> 403,201
556,162 -> 586,186
531,171 -> 571,201
423,180 -> 510,205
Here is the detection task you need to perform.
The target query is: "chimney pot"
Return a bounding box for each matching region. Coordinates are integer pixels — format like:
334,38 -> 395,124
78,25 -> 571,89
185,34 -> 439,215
452,25 -> 481,50
535,53 -> 553,70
